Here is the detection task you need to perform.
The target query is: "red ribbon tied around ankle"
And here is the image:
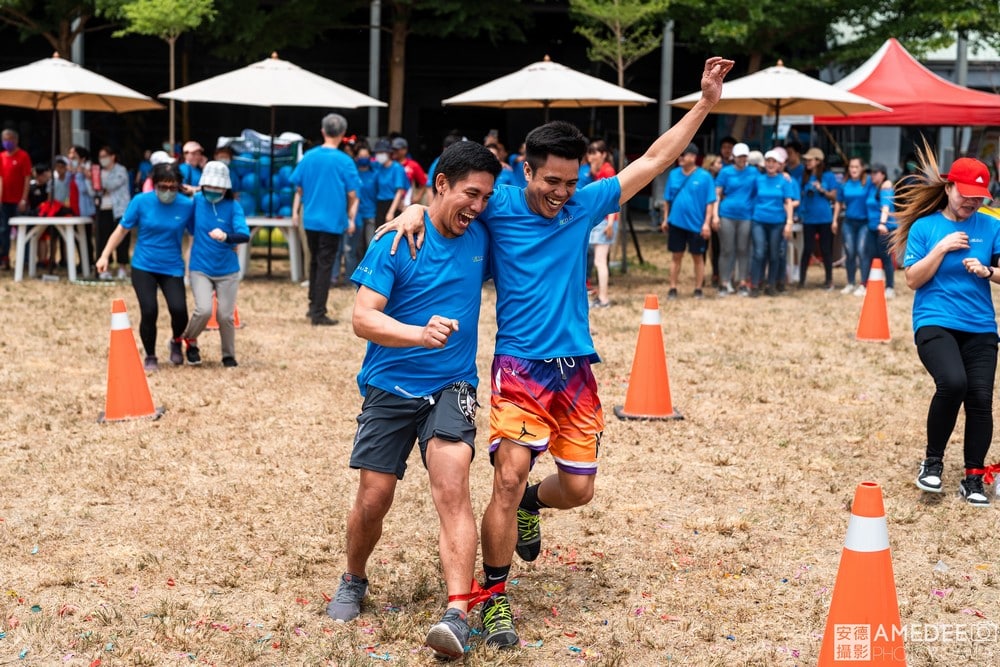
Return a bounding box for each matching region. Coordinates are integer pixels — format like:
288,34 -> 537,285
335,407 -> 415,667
968,464 -> 1000,485
447,580 -> 506,608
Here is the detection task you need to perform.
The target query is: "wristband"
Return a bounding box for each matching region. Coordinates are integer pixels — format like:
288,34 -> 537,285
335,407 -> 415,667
987,266 -> 995,279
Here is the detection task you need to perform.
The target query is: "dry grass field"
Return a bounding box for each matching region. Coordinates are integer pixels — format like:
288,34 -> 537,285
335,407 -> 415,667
1,229 -> 998,666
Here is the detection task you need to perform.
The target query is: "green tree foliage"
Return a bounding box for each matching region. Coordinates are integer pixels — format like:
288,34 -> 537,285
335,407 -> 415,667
568,0 -> 669,170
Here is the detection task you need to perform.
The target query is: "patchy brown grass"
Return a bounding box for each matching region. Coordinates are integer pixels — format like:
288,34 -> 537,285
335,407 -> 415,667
1,231 -> 998,666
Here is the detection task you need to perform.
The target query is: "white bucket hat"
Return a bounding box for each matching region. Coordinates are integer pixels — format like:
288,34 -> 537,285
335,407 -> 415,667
199,161 -> 231,189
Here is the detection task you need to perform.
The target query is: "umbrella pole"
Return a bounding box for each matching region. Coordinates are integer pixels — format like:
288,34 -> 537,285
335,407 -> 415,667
773,100 -> 781,147
50,96 -> 58,203
267,106 -> 276,277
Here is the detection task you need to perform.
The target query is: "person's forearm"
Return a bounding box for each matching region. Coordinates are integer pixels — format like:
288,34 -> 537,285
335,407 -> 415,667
353,306 -> 422,347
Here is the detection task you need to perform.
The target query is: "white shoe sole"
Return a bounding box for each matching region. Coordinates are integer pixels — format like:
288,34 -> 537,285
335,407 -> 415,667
425,624 -> 464,659
915,477 -> 943,493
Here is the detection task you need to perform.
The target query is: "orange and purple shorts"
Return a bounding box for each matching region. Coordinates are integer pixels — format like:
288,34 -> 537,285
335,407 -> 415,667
488,354 -> 604,475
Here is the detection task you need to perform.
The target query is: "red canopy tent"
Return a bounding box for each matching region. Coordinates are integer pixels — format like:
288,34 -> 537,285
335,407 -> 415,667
814,38 -> 1000,125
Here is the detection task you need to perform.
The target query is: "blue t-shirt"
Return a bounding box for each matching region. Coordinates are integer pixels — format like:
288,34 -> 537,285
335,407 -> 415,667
289,146 -> 360,234
866,185 -> 897,231
178,163 -> 202,188
751,172 -> 797,224
787,163 -> 805,185
665,167 -> 716,233
374,161 -> 409,201
352,212 -> 490,397
481,179 -> 621,359
426,156 -> 440,185
120,192 -> 194,276
839,178 -> 873,221
904,210 -> 1000,334
799,171 -> 840,224
577,164 -> 593,189
356,166 -> 377,219
187,194 -> 251,276
715,164 -> 756,219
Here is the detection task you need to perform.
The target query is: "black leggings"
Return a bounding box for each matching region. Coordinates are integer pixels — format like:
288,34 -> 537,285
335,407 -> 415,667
915,326 -> 997,468
799,223 -> 834,286
131,267 -> 188,358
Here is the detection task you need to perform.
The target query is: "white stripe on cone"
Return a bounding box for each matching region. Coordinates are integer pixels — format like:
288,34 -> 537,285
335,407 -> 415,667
843,514 -> 890,552
641,308 -> 661,325
869,267 -> 885,281
110,312 -> 131,331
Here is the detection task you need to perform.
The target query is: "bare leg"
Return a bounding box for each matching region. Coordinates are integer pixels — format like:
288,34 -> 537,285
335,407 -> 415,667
693,254 -> 706,290
536,468 -> 595,509
345,469 -> 398,577
670,252 -> 684,289
481,439 -> 532,569
425,437 -> 476,613
593,243 -> 610,304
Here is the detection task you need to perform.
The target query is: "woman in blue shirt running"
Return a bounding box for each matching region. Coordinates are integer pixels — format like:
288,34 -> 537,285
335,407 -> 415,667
892,150 -> 1000,507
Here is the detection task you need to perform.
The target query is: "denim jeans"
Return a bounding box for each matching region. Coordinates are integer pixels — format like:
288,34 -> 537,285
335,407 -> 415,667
719,216 -> 751,286
872,230 -> 895,288
750,221 -> 785,288
841,218 -> 870,286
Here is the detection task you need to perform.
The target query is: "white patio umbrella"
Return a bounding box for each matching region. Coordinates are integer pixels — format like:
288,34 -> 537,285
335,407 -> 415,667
670,60 -> 891,143
442,55 -> 654,121
0,53 -> 162,159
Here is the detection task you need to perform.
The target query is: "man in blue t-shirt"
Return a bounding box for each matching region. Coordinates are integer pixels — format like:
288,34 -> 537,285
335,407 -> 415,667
290,114 -> 360,326
661,143 -> 717,298
326,142 -> 500,661
380,57 -> 734,650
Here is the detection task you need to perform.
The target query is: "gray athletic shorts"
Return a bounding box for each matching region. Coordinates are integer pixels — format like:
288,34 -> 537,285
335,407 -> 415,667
350,381 -> 478,479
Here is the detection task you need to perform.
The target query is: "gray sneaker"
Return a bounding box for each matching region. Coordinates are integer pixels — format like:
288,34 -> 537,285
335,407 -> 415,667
169,339 -> 183,365
326,573 -> 368,622
425,607 -> 469,660
482,593 -> 518,648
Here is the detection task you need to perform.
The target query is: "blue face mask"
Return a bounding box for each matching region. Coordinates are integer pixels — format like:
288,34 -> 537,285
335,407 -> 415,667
203,190 -> 224,204
156,189 -> 177,205
356,157 -> 370,169
2,140 -> 15,152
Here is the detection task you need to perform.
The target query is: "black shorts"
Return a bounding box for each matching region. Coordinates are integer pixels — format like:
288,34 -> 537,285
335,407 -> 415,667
667,226 -> 707,255
350,382 -> 478,479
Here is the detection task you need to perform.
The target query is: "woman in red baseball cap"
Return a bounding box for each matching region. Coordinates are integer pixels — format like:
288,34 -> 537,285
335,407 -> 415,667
890,145 -> 998,506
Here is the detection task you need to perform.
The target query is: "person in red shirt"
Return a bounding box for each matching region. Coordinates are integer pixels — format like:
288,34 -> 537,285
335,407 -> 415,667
1,128 -> 33,269
391,137 -> 428,205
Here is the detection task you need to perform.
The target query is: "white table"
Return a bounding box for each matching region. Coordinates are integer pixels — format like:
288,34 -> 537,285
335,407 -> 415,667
11,216 -> 93,283
239,216 -> 302,282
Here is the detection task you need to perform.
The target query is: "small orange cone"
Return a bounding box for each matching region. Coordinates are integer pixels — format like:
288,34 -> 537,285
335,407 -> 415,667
818,481 -> 906,666
856,259 -> 890,341
614,294 -> 682,420
206,292 -> 242,330
98,299 -> 165,423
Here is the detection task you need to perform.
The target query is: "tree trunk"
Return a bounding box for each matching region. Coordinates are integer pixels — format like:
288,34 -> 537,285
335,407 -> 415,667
181,41 -> 190,144
731,51 -> 763,143
387,4 -> 410,133
168,37 -> 177,151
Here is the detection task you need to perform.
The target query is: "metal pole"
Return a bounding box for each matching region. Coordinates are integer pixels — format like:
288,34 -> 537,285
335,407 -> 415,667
70,18 -> 84,148
368,0 -> 382,139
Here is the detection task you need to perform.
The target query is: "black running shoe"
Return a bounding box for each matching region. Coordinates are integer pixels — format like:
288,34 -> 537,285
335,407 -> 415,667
916,457 -> 944,493
515,507 -> 541,562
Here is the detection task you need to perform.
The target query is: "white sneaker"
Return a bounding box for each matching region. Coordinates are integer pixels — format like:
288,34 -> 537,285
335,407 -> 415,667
840,284 -> 855,295
854,284 -> 867,297
98,271 -> 113,281
885,287 -> 895,299
116,267 -> 127,280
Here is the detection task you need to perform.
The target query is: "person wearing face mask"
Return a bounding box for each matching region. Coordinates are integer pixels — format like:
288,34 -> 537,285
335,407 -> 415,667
96,163 -> 194,371
213,145 -> 239,190
96,146 -> 132,280
0,128 -> 33,270
372,138 -> 408,232
179,141 -> 207,194
178,161 -> 250,368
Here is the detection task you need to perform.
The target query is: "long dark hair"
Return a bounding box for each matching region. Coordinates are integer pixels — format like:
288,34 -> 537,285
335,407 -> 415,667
888,138 -> 948,259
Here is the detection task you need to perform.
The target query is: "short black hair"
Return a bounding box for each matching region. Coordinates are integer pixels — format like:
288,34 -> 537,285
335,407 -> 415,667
524,121 -> 587,172
720,135 -> 737,148
785,140 -> 803,154
436,141 -> 501,188
151,162 -> 182,184
72,145 -> 90,161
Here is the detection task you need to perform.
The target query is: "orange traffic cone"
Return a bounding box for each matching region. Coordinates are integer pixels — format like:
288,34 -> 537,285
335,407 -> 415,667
98,299 -> 165,423
856,259 -> 890,341
818,481 -> 906,666
206,292 -> 242,330
614,294 -> 682,420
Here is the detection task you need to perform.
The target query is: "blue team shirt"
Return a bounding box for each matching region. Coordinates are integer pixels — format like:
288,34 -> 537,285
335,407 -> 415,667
839,178 -> 873,220
289,146 -> 360,234
665,167 -> 716,232
179,163 -> 202,188
715,164 -> 757,219
356,166 -> 377,219
374,161 -> 409,201
352,211 -> 490,397
751,172 -> 797,224
904,211 -> 1000,335
799,172 -> 840,224
865,185 -> 897,231
481,179 -> 621,359
120,192 -> 193,276
187,194 -> 250,276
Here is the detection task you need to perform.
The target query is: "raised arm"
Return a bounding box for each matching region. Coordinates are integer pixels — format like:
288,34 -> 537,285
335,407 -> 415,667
618,57 -> 734,204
